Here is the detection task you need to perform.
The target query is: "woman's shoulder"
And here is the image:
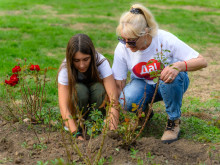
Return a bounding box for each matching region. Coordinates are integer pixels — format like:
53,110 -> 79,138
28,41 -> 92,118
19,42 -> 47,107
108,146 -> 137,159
96,52 -> 105,60
156,29 -> 180,47
95,52 -> 112,79
96,52 -> 107,66
58,59 -> 68,85
158,29 -> 177,39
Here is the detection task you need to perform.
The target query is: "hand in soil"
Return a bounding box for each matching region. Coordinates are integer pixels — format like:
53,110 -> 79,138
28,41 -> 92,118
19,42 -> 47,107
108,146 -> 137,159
77,136 -> 85,141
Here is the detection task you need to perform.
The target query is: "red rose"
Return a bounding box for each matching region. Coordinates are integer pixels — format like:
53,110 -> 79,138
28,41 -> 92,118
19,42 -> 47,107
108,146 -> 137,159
35,65 -> 40,71
5,74 -> 19,86
10,74 -> 19,82
12,66 -> 21,73
5,80 -> 14,86
30,65 -> 40,71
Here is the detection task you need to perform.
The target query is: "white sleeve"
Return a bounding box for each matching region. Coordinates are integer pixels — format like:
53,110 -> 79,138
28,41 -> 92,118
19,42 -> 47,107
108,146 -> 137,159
170,34 -> 199,61
112,43 -> 128,80
58,68 -> 69,85
98,59 -> 112,79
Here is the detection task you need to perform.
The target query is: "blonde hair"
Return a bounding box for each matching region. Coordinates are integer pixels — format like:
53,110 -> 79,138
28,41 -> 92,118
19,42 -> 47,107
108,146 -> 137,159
116,4 -> 158,38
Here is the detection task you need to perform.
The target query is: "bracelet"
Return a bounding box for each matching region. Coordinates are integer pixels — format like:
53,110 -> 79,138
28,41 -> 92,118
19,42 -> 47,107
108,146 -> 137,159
72,126 -> 83,138
184,61 -> 187,71
72,131 -> 82,138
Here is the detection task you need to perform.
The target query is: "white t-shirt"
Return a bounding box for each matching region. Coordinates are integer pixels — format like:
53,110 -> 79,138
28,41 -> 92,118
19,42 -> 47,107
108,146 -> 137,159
112,29 -> 199,84
58,53 -> 112,85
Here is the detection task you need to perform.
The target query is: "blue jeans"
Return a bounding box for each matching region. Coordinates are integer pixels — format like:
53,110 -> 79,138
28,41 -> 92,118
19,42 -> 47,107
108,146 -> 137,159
119,72 -> 189,120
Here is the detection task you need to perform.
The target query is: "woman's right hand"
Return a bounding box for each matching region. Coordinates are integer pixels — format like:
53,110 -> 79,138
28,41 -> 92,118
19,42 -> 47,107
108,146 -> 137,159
77,136 -> 85,141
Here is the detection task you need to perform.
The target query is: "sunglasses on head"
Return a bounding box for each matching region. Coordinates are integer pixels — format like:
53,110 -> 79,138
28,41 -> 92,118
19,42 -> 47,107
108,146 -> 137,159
117,36 -> 140,46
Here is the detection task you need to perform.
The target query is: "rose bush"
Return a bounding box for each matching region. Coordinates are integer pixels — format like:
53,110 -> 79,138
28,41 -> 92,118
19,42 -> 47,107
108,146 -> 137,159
30,64 -> 40,71
12,66 -> 21,73
5,64 -> 41,87
5,74 -> 19,86
3,60 -> 53,124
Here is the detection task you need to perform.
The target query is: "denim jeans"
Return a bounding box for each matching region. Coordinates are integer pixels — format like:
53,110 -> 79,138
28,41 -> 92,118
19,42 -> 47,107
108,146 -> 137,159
119,72 -> 189,120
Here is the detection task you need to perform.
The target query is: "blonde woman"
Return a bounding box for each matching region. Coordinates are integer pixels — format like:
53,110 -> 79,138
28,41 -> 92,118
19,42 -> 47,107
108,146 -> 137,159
112,4 -> 207,143
58,34 -> 118,140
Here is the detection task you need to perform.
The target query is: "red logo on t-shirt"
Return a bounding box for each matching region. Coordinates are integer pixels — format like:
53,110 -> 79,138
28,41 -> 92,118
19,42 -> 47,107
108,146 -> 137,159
132,59 -> 161,80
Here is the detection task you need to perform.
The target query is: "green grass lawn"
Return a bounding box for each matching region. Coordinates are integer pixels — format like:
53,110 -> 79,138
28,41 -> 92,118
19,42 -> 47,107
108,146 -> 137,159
0,0 -> 219,143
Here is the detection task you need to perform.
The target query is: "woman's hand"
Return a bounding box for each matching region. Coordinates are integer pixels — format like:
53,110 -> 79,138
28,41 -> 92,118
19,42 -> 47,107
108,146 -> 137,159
160,64 -> 180,83
160,55 -> 207,83
77,136 -> 85,140
103,75 -> 120,130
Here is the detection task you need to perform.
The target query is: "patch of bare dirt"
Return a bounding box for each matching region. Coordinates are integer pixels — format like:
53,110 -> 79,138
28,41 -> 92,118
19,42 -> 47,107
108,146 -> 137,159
46,48 -> 65,58
0,28 -> 18,31
66,22 -> 114,32
0,121 -> 219,165
67,23 -> 89,31
47,52 -> 56,57
0,10 -> 22,16
203,15 -> 220,27
185,47 -> 220,101
57,14 -> 118,21
22,34 -> 31,40
148,4 -> 220,13
33,5 -> 57,15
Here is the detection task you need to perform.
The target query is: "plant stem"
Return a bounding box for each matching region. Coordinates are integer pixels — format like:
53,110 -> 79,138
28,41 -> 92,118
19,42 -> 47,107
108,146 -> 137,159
132,78 -> 160,143
94,105 -> 110,165
60,124 -> 72,162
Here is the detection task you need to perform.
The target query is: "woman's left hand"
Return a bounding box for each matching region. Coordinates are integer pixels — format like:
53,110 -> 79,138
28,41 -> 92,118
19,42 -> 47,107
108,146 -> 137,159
160,64 -> 180,83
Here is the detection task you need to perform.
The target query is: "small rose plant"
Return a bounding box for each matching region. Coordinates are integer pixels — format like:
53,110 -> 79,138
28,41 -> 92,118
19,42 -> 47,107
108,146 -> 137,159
3,59 -> 55,123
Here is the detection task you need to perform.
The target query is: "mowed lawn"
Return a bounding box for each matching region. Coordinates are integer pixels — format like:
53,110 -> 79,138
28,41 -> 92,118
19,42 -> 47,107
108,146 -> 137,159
0,0 -> 219,142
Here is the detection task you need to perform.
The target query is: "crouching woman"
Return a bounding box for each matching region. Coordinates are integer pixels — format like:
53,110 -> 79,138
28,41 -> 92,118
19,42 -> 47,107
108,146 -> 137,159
58,34 -> 119,140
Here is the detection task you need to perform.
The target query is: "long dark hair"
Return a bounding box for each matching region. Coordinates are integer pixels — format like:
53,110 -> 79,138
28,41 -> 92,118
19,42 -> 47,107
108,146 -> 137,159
59,34 -> 102,116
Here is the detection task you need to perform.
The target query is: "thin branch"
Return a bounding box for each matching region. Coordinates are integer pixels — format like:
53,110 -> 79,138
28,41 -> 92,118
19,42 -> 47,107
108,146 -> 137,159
132,78 -> 160,143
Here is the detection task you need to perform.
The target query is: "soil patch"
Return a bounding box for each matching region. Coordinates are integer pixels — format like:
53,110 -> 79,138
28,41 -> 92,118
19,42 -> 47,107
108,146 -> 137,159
185,47 -> 220,101
0,120 -> 219,165
0,11 -> 22,16
148,4 -> 220,12
0,28 -> 18,31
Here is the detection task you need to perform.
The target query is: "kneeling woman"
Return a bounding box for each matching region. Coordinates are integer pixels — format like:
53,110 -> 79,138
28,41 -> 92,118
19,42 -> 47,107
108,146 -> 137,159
58,34 -> 118,140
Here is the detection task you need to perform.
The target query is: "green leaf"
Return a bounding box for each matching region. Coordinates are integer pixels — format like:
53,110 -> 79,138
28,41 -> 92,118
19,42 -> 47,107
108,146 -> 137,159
153,77 -> 159,83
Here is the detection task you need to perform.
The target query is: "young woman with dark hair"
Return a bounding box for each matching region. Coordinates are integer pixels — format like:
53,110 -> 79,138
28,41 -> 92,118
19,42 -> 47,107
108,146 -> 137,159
58,34 -> 118,140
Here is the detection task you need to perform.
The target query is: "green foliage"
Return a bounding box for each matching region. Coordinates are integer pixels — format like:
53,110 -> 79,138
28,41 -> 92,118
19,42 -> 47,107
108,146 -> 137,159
0,157 -> 13,164
130,148 -> 139,159
36,158 -> 69,165
181,116 -> 220,143
21,141 -> 28,148
97,156 -> 113,165
130,148 -> 144,165
33,142 -> 47,150
0,1 -> 219,164
116,110 -> 140,145
84,106 -> 104,137
143,111 -> 220,143
146,152 -> 155,164
2,59 -> 56,124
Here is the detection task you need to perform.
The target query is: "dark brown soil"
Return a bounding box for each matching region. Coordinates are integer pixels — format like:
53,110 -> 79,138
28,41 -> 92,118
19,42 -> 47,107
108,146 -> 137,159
0,120 -> 219,165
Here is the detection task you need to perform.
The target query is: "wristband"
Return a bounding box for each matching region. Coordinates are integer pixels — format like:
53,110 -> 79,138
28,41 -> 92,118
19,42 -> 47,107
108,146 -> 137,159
72,131 -> 82,138
184,61 -> 187,71
72,126 -> 83,138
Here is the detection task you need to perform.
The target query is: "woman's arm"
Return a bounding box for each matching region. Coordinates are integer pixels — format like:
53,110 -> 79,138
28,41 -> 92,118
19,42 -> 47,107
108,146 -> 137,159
102,75 -> 120,130
115,79 -> 126,97
173,54 -> 207,72
161,54 -> 208,83
58,83 -> 80,135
